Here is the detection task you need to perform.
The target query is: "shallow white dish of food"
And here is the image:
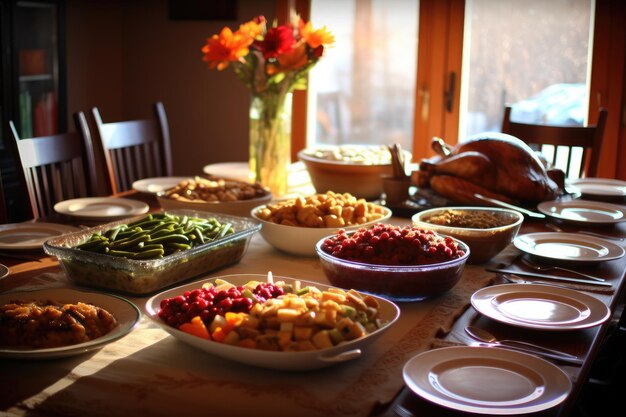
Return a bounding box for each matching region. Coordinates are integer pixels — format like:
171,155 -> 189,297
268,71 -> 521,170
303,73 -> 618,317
513,232 -> 624,264
145,274 -> 400,371
0,222 -> 80,250
0,288 -> 141,359
54,197 -> 149,221
132,176 -> 191,195
568,178 -> 626,200
471,283 -> 611,330
403,346 -> 571,415
251,205 -> 392,257
537,199 -> 626,226
0,264 -> 8,279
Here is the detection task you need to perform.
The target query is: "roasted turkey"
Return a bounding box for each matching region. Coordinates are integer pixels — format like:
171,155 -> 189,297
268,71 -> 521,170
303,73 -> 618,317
416,132 -> 564,205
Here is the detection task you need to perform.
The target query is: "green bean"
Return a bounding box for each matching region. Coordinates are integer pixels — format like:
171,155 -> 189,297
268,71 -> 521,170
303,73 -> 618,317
164,242 -> 192,251
135,243 -> 164,252
74,212 -> 237,260
133,248 -> 165,259
111,234 -> 151,249
149,234 -> 190,245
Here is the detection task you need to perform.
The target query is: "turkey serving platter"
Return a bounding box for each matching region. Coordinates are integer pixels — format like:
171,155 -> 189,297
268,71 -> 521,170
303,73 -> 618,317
513,232 -> 624,264
537,200 -> 626,226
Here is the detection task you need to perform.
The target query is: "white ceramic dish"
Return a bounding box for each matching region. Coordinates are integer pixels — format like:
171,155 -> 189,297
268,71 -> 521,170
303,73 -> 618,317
0,264 -> 8,279
0,288 -> 140,359
513,232 -> 624,264
202,162 -> 250,182
54,197 -> 149,220
132,176 -> 191,195
251,205 -> 392,257
471,283 -> 610,330
568,178 -> 626,200
537,199 -> 626,226
403,346 -> 571,415
157,192 -> 272,218
145,274 -> 400,371
0,222 -> 80,250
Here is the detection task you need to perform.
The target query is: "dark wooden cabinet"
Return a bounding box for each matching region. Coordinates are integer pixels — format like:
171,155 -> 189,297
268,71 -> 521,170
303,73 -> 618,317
1,0 -> 66,222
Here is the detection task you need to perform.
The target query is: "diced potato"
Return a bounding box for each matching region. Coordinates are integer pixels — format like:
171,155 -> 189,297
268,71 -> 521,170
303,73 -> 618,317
321,291 -> 347,303
312,330 -> 334,349
277,308 -> 301,322
223,330 -> 241,345
209,314 -> 226,333
336,317 -> 366,340
321,300 -> 342,312
286,297 -> 307,311
328,328 -> 345,345
278,330 -> 293,349
294,326 -> 314,341
280,322 -> 294,332
294,310 -> 316,326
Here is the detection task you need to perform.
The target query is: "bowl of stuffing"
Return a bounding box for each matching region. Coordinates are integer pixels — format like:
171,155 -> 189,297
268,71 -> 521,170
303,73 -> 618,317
412,207 -> 523,264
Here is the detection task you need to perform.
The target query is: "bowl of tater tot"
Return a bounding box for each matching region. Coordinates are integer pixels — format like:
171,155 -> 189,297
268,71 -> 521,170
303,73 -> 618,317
251,191 -> 391,256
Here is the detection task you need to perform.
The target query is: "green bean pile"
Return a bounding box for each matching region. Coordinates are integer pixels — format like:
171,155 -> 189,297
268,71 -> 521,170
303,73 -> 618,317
75,213 -> 234,260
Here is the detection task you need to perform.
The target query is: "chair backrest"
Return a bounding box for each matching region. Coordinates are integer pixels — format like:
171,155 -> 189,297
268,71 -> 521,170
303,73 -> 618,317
9,112 -> 99,219
92,102 -> 172,194
501,105 -> 608,178
0,167 -> 8,224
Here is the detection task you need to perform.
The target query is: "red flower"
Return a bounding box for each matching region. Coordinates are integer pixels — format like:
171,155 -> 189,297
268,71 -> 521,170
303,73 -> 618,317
255,25 -> 295,59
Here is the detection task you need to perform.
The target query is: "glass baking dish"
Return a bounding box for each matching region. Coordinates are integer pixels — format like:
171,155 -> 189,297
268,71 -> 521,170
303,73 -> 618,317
43,209 -> 261,295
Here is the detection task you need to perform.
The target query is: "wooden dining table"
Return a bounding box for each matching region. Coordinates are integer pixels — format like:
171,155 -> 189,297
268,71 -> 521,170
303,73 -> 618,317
1,189 -> 625,417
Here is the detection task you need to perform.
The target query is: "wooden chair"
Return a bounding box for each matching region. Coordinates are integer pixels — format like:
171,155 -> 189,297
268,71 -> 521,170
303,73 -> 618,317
9,112 -> 99,219
0,167 -> 8,224
92,102 -> 173,194
501,105 -> 608,178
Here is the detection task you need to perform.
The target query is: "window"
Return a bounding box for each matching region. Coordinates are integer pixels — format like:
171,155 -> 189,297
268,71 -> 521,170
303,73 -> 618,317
307,0 -> 418,153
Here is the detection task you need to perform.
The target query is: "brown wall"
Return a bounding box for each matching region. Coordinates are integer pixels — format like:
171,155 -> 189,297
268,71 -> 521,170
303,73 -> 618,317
65,0 -> 274,178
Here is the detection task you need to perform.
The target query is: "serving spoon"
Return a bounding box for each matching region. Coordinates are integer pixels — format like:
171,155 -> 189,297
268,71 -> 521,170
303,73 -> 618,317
465,326 -> 583,365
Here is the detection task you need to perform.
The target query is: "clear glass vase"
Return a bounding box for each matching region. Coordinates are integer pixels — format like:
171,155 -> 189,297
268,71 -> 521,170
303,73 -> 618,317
249,91 -> 292,197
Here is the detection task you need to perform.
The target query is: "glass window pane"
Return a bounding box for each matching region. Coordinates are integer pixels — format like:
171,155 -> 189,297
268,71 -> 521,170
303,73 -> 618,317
308,0 -> 418,152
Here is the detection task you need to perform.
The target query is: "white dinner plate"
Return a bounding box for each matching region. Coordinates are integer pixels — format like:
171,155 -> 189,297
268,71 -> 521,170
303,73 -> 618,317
202,162 -> 250,182
54,197 -> 149,220
0,288 -> 140,359
132,176 -> 191,194
513,232 -> 624,264
471,283 -> 611,330
0,222 -> 80,250
537,199 -> 626,226
0,264 -> 8,279
146,274 -> 400,371
403,346 -> 571,415
568,178 -> 626,200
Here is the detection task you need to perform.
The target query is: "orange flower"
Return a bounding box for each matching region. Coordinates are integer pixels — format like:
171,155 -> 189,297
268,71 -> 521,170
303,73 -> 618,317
238,16 -> 266,39
201,26 -> 254,70
299,19 -> 335,49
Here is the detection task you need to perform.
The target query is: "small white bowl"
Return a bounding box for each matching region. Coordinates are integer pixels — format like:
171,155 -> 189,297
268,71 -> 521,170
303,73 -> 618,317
157,192 -> 272,218
251,205 -> 392,257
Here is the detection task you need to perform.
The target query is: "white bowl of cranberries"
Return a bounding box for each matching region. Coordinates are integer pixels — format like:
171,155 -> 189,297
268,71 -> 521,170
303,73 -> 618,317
315,224 -> 470,302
